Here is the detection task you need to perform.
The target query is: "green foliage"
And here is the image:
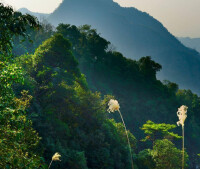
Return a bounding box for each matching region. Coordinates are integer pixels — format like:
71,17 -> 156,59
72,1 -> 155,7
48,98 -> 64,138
138,56 -> 162,80
137,138 -> 189,169
0,3 -> 39,53
12,22 -> 200,167
0,45 -> 45,168
163,80 -> 179,94
0,90 -> 45,168
3,3 -> 200,168
48,0 -> 200,96
137,149 -> 155,169
141,120 -> 181,144
67,150 -> 88,169
13,20 -> 54,56
151,139 -> 188,169
15,34 -> 137,168
0,3 -> 46,168
33,33 -> 80,75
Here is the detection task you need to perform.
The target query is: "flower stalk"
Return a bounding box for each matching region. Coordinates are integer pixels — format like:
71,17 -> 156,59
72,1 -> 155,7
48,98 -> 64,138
108,99 -> 134,169
177,105 -> 188,169
182,125 -> 184,169
48,152 -> 61,169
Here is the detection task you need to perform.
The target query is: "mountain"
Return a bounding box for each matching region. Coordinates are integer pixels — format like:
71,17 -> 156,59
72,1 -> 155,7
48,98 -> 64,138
178,37 -> 200,53
18,8 -> 50,20
13,24 -> 200,168
12,8 -> 200,167
48,0 -> 200,94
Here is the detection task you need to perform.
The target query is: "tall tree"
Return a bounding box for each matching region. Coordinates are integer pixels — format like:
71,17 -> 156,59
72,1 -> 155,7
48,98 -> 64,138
0,3 -> 46,168
141,120 -> 181,145
152,139 -> 188,169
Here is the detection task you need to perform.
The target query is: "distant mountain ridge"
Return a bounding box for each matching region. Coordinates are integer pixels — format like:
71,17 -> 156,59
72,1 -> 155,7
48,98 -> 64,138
47,0 -> 200,94
178,37 -> 200,53
18,8 -> 50,20
49,0 -> 180,58
18,0 -> 200,94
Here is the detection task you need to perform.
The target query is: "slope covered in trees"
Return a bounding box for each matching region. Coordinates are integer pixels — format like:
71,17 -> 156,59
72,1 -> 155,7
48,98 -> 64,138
47,0 -> 200,94
16,34 -> 139,169
0,4 -> 46,168
3,2 -> 200,168
12,20 -> 200,168
1,4 -> 141,168
55,24 -> 200,166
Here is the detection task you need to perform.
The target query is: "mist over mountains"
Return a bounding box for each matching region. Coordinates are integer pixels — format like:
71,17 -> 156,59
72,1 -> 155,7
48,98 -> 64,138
20,0 -> 200,94
178,37 -> 200,53
10,2 -> 200,167
18,8 -> 50,20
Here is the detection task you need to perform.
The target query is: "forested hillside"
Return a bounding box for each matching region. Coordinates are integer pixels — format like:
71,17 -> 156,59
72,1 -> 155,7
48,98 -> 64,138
17,33 -> 139,169
1,2 -> 200,169
47,0 -> 200,94
55,24 -> 200,168
12,15 -> 200,168
2,4 -> 138,168
0,4 -> 46,168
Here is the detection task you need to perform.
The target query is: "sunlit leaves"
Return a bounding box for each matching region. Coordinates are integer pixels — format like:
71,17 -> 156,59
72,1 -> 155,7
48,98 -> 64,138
151,139 -> 188,169
141,120 -> 181,144
0,3 -> 45,168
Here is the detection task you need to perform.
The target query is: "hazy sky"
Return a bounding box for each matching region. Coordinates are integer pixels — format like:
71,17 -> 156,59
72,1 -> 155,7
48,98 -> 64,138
1,0 -> 200,38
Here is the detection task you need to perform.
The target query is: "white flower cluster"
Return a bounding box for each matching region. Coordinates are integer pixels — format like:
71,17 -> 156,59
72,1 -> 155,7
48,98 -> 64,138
108,99 -> 120,113
52,152 -> 61,161
177,105 -> 188,126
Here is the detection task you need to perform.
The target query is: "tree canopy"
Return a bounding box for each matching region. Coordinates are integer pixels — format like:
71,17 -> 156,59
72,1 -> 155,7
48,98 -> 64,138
0,3 -> 45,168
9,20 -> 200,168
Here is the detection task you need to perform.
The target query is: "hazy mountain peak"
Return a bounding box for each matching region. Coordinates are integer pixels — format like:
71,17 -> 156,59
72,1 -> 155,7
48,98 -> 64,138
48,0 -> 200,94
18,8 -> 50,19
178,37 -> 200,53
18,8 -> 30,13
